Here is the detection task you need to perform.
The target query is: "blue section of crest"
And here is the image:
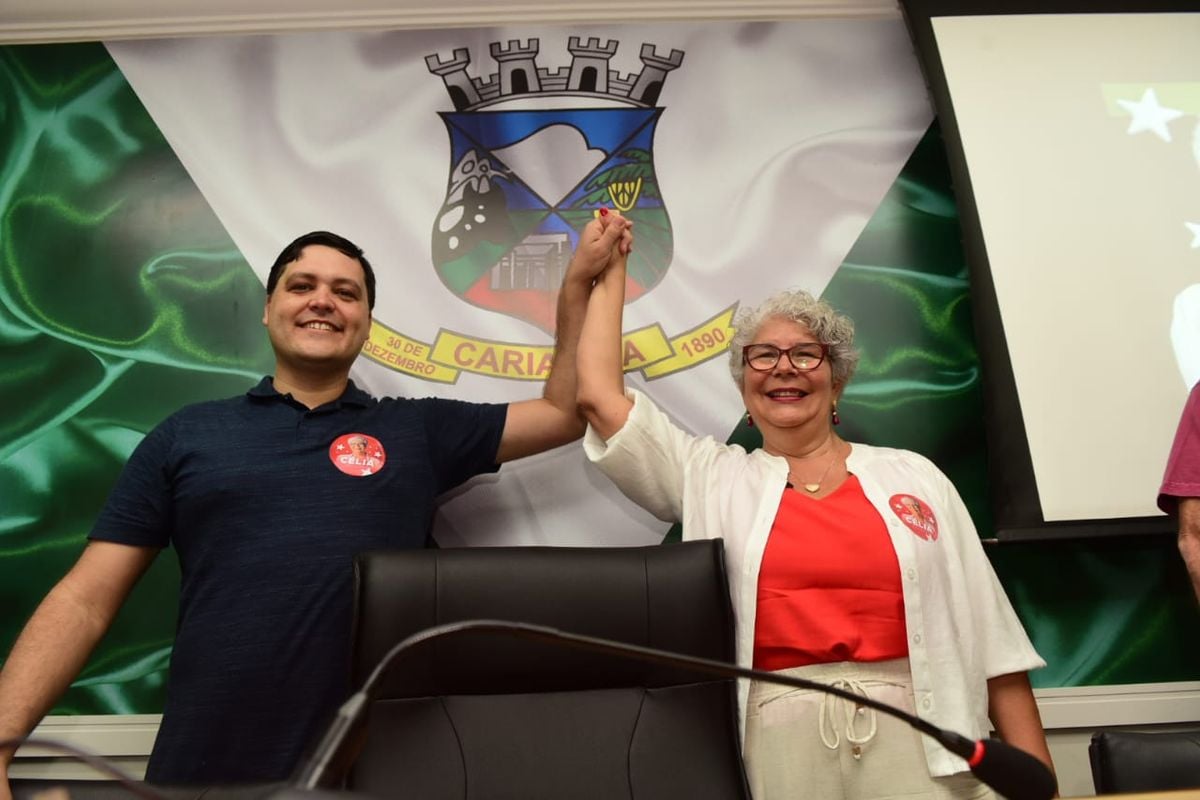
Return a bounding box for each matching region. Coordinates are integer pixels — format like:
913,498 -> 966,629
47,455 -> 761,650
443,108 -> 660,154
534,212 -> 580,246
441,107 -> 663,213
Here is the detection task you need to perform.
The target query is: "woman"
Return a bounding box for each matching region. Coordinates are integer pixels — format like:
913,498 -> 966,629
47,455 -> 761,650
577,246 -> 1054,798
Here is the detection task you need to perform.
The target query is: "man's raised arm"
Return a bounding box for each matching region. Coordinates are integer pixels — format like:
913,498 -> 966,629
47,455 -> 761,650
495,211 -> 632,463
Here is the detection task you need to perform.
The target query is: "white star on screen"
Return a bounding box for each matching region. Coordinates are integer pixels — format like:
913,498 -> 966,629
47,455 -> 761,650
1117,88 -> 1185,142
1187,222 -> 1200,249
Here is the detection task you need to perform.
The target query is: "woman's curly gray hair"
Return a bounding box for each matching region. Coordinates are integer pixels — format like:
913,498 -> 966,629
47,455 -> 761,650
728,289 -> 859,390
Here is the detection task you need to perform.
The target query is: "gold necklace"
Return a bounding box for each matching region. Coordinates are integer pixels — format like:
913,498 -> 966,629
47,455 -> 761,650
789,450 -> 839,493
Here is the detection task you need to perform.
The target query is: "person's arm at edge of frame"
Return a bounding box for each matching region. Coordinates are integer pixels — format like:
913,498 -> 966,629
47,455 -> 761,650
496,211 -> 633,462
1177,497 -> 1200,603
986,671 -> 1058,791
576,223 -> 634,441
0,541 -> 159,800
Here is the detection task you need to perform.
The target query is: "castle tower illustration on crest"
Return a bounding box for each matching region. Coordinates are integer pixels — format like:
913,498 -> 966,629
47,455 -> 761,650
426,37 -> 684,110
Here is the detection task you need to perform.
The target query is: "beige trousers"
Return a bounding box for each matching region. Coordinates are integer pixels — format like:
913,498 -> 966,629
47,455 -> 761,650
744,659 -> 994,800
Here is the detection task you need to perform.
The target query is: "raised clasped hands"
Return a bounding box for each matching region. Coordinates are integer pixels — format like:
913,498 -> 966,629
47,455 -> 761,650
568,208 -> 633,285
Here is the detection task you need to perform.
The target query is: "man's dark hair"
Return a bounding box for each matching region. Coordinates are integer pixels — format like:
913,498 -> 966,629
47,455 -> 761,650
265,231 -> 377,309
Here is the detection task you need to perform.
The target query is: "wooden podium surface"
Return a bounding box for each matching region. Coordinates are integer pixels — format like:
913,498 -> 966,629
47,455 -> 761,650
1072,792 -> 1200,799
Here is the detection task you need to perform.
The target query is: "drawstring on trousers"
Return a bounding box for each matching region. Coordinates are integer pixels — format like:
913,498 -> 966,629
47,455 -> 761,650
818,678 -> 878,758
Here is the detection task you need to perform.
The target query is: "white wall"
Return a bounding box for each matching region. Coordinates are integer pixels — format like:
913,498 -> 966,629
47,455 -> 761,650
0,0 -> 900,43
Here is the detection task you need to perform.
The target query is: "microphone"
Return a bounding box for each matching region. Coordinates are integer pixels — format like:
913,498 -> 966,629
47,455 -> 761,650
293,618 -> 1057,800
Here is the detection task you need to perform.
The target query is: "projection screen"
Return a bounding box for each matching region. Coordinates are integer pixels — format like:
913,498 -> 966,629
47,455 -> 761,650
901,0 -> 1199,540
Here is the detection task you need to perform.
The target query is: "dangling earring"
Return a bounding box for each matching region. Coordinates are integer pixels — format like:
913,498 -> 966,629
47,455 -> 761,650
831,405 -> 841,426
746,413 -> 754,428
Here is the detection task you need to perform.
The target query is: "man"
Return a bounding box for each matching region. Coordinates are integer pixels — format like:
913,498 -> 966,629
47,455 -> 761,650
1160,381 -> 1200,602
0,216 -> 632,792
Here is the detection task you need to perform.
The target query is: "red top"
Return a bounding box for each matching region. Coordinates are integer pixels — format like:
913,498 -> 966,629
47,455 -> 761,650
1160,380 -> 1200,513
753,474 -> 909,670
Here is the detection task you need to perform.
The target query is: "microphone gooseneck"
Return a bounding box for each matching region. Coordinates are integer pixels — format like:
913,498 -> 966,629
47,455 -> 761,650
295,619 -> 1057,800
0,736 -> 173,800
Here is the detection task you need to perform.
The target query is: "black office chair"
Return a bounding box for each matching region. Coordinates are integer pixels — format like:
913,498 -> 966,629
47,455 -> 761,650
346,539 -> 751,799
1089,729 -> 1200,794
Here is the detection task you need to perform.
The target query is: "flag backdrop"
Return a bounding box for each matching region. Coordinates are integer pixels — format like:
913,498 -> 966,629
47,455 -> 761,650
1,19 -> 1198,717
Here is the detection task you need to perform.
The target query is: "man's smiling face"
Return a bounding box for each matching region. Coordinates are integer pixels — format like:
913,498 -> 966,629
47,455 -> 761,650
262,244 -> 371,377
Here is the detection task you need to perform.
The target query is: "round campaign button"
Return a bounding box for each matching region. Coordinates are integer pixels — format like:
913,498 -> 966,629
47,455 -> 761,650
329,433 -> 387,477
888,494 -> 939,541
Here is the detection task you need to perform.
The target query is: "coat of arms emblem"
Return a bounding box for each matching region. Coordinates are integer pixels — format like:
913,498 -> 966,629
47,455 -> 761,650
426,37 -> 683,333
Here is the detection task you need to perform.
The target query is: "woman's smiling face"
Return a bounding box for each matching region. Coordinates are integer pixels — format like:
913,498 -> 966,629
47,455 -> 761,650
741,316 -> 840,440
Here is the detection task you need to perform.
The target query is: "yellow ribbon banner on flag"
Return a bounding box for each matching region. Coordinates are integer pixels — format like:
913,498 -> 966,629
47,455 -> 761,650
430,330 -> 556,380
641,304 -> 737,379
361,320 -> 459,383
361,303 -> 739,382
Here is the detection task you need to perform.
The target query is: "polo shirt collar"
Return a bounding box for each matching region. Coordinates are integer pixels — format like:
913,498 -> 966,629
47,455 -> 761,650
248,376 -> 374,409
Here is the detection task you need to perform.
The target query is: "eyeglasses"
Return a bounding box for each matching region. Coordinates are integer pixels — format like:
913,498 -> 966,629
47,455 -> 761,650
742,342 -> 829,372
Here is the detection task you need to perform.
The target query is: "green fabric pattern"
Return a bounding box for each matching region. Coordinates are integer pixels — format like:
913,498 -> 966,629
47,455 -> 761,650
0,42 -> 274,714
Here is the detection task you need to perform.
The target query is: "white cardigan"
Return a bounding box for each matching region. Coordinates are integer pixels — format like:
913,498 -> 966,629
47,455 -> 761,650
584,389 -> 1045,776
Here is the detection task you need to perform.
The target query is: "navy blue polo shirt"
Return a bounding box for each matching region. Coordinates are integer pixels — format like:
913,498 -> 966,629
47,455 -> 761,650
89,378 -> 506,785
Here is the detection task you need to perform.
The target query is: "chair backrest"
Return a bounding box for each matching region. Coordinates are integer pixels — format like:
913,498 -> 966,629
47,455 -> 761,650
347,539 -> 750,799
1089,730 -> 1200,794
